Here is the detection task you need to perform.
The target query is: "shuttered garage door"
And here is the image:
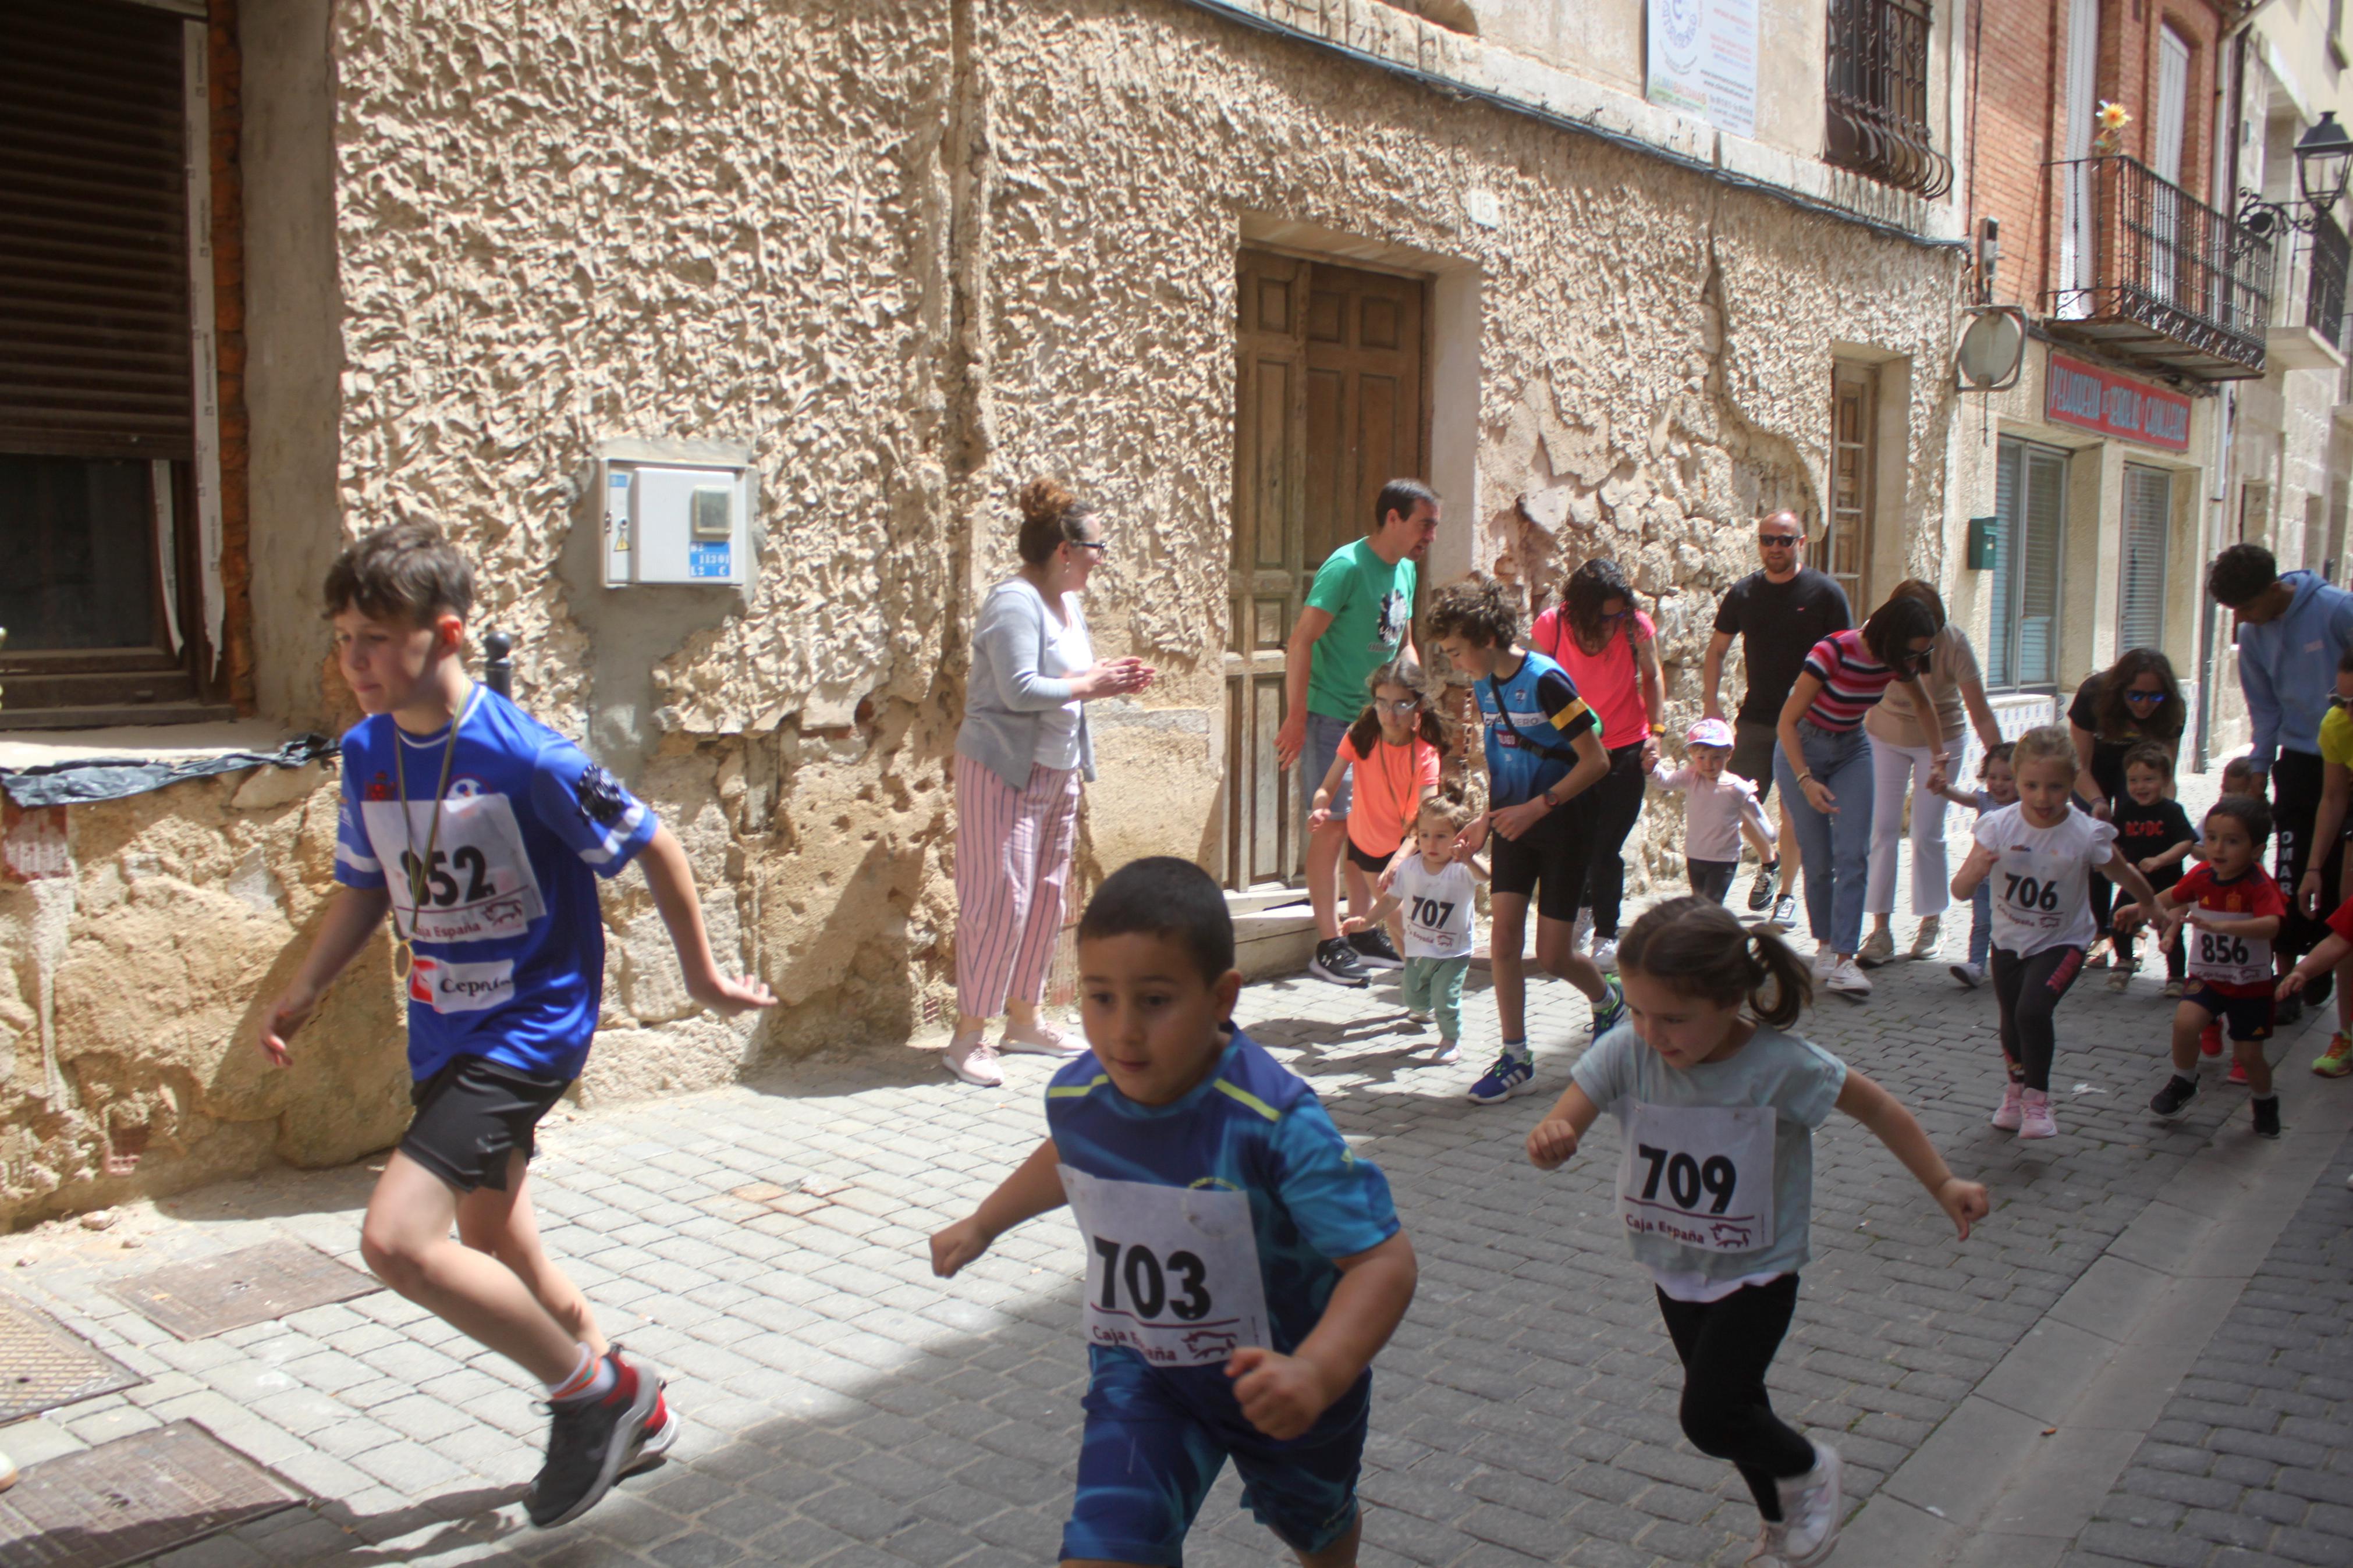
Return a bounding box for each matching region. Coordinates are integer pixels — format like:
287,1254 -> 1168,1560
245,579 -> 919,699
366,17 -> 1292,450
0,0 -> 193,461
2120,465 -> 2171,654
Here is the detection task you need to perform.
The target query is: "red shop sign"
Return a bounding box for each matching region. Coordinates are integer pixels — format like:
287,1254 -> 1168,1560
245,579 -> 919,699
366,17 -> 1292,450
2045,354 -> 2192,451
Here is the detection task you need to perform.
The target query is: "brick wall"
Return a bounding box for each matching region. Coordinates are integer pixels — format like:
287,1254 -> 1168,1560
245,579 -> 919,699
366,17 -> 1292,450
1966,0 -> 2232,311
210,0 -> 254,713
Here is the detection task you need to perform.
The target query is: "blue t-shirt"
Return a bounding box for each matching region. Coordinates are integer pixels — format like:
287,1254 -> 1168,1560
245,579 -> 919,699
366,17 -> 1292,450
1045,1028 -> 1399,1438
333,687 -> 659,1082
1473,649 -> 1599,806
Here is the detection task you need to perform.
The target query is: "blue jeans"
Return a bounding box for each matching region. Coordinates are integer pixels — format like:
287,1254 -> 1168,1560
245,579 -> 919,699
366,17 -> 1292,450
1969,883 -> 1992,968
1302,712 -> 1355,820
1774,721 -> 1874,956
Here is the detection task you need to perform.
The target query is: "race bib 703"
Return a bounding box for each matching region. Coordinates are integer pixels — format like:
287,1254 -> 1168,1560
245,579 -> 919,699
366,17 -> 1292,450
1059,1167 -> 1270,1367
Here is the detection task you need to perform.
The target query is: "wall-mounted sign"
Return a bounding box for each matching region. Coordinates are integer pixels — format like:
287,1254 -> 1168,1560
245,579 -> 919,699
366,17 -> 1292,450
2045,354 -> 2192,451
1646,0 -> 1758,141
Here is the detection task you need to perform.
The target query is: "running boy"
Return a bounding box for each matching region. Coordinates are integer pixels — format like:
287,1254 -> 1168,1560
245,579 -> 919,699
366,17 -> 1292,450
257,521 -> 775,1527
1525,897 -> 1988,1568
1930,741 -> 2016,989
1648,717 -> 1774,905
1344,795 -> 1485,1063
1425,575 -> 1621,1105
2146,795 -> 2286,1137
1951,725 -> 2161,1139
2105,742 -> 2196,993
931,857 -> 1417,1568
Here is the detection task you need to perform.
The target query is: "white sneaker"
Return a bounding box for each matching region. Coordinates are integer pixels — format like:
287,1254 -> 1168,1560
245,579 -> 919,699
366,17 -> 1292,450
1591,936 -> 1620,971
1573,907 -> 1595,953
1857,927 -> 1895,968
943,1031 -> 1003,1087
1950,960 -> 1984,989
1745,1522 -> 1791,1566
1766,893 -> 1800,932
1990,1080 -> 2024,1130
1812,942 -> 1835,981
1000,1021 -> 1088,1058
1825,957 -> 1872,996
0,1448 -> 15,1493
1432,1038 -> 1460,1065
1910,916 -> 1942,960
1777,1440 -> 1843,1566
2018,1088 -> 2057,1139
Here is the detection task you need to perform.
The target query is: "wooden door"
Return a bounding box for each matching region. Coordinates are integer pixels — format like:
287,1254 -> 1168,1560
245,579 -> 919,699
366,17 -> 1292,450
1827,362 -> 1877,613
1225,251 -> 1427,890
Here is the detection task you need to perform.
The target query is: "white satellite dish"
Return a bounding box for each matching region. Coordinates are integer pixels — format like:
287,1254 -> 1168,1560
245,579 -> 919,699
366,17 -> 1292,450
1957,307 -> 2027,392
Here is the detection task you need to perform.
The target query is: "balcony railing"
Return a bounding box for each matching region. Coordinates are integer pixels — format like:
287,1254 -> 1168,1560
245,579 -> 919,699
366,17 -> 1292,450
2045,154 -> 2274,379
1826,0 -> 1951,198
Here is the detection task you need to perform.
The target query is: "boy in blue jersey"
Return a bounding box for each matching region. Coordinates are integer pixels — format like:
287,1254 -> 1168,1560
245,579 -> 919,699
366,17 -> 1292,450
254,522 -> 775,1529
930,857 -> 1417,1567
1425,576 -> 1621,1105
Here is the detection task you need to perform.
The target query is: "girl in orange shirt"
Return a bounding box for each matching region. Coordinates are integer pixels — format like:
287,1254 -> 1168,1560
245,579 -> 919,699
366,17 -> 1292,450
1308,656 -> 1453,971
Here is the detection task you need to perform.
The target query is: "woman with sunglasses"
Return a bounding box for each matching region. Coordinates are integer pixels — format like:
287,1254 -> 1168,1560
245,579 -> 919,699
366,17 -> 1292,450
1858,580 -> 2003,969
1532,558 -> 1665,970
2067,648 -> 2185,963
1774,593 -> 1946,997
946,478 -> 1155,1087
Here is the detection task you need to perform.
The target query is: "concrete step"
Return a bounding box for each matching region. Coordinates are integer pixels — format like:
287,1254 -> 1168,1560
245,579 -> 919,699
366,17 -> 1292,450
1234,905 -> 1318,982
1226,883 -> 1309,916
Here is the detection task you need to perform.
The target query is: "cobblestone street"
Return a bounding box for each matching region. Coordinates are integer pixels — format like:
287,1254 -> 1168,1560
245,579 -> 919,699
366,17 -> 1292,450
9,835 -> 2353,1566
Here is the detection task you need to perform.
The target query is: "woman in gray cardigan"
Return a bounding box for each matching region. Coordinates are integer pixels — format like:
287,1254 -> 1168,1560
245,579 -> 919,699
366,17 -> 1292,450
946,479 -> 1155,1086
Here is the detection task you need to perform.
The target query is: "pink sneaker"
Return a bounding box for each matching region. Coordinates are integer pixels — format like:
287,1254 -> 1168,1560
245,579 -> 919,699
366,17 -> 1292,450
1990,1081 -> 2024,1130
943,1030 -> 1003,1087
2017,1088 -> 2057,1139
1001,1021 -> 1088,1059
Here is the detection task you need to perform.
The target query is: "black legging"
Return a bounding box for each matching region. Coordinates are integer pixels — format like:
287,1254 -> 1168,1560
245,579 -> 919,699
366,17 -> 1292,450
1991,944 -> 2085,1091
1656,1275 -> 1815,1520
1580,742 -> 1649,938
2273,749 -> 2331,961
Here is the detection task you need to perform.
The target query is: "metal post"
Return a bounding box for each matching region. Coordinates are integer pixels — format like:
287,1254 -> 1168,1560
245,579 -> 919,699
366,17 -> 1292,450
484,631 -> 514,699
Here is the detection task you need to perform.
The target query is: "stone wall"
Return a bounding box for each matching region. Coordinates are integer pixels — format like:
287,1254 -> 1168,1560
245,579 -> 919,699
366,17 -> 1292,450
0,0 -> 1966,1226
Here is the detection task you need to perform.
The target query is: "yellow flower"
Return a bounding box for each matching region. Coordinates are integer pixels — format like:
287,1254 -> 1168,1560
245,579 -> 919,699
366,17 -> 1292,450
2097,101 -> 2132,131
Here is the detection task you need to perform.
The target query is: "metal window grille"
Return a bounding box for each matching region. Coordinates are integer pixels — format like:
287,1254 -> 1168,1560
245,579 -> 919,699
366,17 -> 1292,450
1825,0 -> 1951,198
2309,211 -> 2349,351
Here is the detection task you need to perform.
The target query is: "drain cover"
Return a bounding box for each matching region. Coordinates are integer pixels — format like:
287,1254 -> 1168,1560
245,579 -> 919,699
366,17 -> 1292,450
0,1421 -> 301,1568
101,1238 -> 378,1340
0,1290 -> 141,1421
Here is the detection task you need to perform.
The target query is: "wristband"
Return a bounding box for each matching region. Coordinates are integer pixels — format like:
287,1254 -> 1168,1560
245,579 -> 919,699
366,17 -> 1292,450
1649,723 -> 1666,737
1797,771 -> 1815,786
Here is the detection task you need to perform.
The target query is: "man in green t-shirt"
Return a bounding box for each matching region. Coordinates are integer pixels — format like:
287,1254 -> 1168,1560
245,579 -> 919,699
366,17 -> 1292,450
1276,478 -> 1442,986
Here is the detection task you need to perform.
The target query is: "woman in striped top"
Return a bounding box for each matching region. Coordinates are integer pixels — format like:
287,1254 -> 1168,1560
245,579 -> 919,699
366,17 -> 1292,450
1774,593 -> 1944,998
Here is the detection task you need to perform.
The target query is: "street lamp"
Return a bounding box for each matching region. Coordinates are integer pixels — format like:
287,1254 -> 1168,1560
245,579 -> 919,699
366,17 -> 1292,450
2242,109 -> 2353,239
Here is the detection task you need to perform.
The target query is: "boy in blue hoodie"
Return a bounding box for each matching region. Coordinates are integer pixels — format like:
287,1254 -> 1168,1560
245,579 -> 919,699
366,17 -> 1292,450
2210,543 -> 2353,1005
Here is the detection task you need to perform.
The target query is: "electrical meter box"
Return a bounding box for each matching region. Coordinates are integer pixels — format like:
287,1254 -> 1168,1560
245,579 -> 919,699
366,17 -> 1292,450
599,457 -> 755,588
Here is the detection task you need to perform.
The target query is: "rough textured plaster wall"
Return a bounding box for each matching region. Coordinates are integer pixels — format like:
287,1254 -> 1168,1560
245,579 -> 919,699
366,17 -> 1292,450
0,769 -> 407,1227
979,0 -> 1962,888
325,0 -> 973,1071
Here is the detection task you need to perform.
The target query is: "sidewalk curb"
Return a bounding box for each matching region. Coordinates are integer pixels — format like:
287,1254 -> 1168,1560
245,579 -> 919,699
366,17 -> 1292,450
1838,1011 -> 2353,1567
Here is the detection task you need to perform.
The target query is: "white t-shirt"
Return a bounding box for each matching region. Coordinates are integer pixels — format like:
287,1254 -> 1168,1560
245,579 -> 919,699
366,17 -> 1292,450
1651,763 -> 1772,863
1390,856 -> 1477,960
1974,802 -> 2117,958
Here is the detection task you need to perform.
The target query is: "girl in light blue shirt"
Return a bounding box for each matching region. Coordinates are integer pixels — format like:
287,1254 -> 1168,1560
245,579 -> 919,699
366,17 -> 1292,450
1524,897 -> 1989,1568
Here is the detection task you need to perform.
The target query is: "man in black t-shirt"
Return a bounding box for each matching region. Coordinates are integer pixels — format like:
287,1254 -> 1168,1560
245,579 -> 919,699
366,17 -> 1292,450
1702,511 -> 1854,928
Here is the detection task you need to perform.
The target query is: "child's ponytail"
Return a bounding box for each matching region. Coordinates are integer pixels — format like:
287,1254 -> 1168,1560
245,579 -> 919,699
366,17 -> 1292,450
1617,897 -> 1813,1026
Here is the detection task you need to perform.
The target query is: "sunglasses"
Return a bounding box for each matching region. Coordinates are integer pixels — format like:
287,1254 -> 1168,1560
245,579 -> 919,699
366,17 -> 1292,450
1068,539 -> 1108,557
2123,688 -> 2166,703
1757,534 -> 1801,547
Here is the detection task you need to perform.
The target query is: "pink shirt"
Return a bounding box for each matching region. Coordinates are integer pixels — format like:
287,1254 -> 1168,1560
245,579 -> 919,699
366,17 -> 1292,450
1531,607 -> 1655,748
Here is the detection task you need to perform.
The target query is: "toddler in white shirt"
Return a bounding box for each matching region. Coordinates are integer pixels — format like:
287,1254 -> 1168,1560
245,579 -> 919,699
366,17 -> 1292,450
1651,718 -> 1776,906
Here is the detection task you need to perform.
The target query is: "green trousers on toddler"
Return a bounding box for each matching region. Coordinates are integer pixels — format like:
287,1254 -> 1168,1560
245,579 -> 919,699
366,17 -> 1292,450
1402,955 -> 1470,1042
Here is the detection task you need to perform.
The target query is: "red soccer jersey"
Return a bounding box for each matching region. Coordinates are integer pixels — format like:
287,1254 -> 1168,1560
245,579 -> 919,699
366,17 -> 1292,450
2171,863 -> 2288,996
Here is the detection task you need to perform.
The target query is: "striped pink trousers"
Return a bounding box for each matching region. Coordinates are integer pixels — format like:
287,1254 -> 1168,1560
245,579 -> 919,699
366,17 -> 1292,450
953,753 -> 1083,1018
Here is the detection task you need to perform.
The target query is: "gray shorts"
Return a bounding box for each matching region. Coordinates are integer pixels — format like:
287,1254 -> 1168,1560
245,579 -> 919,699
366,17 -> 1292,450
1303,712 -> 1355,821
1731,719 -> 1780,806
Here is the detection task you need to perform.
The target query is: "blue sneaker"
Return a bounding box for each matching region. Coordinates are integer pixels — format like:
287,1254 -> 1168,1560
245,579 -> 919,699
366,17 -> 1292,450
1589,980 -> 1626,1040
1467,1053 -> 1535,1104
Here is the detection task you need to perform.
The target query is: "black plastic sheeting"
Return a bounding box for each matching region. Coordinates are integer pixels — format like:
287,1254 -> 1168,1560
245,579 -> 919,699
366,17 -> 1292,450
0,733 -> 337,809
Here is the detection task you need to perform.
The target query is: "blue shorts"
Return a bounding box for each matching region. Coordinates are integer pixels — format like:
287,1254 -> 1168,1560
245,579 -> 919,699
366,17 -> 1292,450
1060,1350 -> 1368,1566
2182,981 -> 2274,1043
1301,712 -> 1355,823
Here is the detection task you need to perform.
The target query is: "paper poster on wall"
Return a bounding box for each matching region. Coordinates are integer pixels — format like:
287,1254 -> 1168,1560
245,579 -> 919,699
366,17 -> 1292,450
1647,0 -> 1758,141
